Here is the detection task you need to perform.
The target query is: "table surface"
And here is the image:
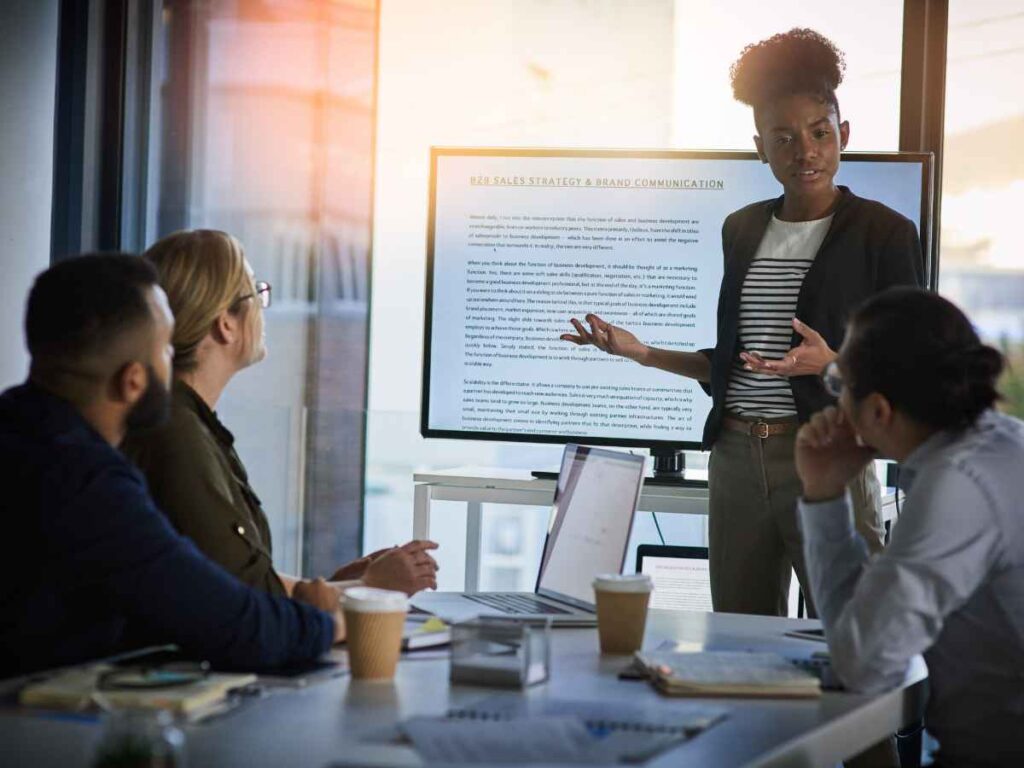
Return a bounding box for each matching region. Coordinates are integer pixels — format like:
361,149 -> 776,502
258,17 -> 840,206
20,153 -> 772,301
2,610 -> 926,768
413,465 -> 709,493
413,466 -> 900,518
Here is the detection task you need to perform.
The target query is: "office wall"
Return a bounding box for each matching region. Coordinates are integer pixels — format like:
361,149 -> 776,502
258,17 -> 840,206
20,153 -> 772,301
0,0 -> 59,388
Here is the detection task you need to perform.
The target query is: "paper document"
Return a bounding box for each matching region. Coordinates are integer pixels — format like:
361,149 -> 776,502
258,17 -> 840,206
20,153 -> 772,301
642,556 -> 713,611
402,716 -> 609,764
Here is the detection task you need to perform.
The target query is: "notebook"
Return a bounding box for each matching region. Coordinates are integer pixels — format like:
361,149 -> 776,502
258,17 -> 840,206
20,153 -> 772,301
402,717 -> 606,765
19,664 -> 258,715
635,650 -> 821,698
402,617 -> 451,651
402,696 -> 727,764
445,694 -> 727,735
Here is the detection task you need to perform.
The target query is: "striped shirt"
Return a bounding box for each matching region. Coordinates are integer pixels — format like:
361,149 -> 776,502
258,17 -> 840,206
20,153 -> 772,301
724,214 -> 833,417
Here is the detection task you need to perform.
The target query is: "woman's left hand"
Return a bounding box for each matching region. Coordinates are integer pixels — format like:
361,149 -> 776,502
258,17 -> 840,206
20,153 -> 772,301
740,318 -> 837,378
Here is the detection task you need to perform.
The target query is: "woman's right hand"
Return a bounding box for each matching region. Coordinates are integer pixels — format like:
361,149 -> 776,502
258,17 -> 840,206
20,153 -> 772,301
560,313 -> 648,363
362,540 -> 439,596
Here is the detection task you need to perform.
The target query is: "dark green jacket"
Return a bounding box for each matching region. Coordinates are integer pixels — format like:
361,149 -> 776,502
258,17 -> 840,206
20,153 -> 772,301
123,380 -> 286,597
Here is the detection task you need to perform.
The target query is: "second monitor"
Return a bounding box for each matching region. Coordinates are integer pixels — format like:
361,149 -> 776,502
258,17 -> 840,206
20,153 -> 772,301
636,544 -> 713,613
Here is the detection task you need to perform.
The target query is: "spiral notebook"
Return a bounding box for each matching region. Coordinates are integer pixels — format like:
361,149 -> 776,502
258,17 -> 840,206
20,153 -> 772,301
445,695 -> 727,735
635,650 -> 822,698
19,664 -> 257,715
401,696 -> 726,764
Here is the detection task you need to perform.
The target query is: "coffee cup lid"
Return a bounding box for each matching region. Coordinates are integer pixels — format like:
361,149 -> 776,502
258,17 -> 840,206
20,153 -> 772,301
592,573 -> 653,593
342,586 -> 409,613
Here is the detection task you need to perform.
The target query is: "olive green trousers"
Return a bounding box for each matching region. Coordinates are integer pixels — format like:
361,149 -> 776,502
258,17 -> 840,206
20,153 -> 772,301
708,420 -> 884,617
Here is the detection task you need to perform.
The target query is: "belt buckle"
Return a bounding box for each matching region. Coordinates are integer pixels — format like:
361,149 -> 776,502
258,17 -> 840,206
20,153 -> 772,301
752,421 -> 770,439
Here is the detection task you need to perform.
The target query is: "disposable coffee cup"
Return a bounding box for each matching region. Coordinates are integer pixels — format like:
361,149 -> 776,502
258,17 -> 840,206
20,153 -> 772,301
342,586 -> 409,680
592,574 -> 653,654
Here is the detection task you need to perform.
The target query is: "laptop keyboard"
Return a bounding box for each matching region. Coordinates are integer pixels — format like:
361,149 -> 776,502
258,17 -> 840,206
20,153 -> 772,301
464,593 -> 571,615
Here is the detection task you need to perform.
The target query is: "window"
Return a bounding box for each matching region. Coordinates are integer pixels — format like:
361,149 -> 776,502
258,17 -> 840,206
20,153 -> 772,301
149,0 -> 377,576
940,1 -> 1024,417
671,3 -> 902,150
367,0 -> 906,592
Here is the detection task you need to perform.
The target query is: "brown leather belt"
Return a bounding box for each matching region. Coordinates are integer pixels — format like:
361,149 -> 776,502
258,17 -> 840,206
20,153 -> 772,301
722,416 -> 799,439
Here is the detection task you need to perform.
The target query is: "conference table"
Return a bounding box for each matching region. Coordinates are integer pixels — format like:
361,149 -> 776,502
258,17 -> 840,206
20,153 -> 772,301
2,609 -> 927,768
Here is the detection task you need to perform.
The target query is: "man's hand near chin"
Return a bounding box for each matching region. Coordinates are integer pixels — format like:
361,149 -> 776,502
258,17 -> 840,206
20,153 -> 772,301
795,406 -> 876,502
292,578 -> 346,643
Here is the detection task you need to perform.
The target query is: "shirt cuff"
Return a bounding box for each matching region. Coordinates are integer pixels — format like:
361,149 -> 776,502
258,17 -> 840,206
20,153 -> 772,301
318,611 -> 337,653
798,492 -> 855,542
697,348 -> 713,397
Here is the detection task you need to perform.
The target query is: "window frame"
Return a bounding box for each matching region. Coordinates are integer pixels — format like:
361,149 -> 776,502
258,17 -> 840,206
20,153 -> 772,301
899,0 -> 949,290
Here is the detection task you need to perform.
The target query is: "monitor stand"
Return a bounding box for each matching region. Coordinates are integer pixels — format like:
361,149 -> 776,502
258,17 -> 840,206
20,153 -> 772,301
652,447 -> 685,476
647,448 -> 705,486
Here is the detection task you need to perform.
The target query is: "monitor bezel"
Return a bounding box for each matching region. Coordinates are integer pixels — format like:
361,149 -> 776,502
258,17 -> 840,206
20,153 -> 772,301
533,444 -> 647,611
635,544 -> 710,575
421,146 -> 934,450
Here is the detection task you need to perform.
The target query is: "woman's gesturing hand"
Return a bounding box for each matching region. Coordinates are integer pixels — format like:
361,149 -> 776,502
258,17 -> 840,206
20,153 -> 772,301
741,318 -> 836,378
560,313 -> 648,363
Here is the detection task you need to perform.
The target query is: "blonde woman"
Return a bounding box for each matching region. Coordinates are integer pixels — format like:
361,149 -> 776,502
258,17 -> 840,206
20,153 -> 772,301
124,230 -> 438,600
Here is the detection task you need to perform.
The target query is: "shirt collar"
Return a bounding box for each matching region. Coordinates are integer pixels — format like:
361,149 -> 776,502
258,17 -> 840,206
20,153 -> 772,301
897,414 -> 993,491
173,379 -> 235,447
766,184 -> 855,220
3,380 -> 110,447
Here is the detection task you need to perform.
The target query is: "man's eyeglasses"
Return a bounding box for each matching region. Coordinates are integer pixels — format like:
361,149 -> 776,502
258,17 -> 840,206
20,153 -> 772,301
234,280 -> 272,310
822,361 -> 844,398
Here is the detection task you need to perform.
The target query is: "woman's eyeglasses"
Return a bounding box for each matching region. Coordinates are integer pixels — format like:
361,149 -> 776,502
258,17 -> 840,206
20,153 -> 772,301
822,361 -> 845,398
234,280 -> 272,310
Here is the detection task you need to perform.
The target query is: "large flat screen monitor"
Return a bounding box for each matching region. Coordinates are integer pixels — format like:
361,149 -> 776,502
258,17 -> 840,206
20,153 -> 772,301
422,148 -> 933,451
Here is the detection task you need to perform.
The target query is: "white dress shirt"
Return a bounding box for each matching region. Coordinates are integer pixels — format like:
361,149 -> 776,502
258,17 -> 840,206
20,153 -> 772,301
798,410 -> 1024,765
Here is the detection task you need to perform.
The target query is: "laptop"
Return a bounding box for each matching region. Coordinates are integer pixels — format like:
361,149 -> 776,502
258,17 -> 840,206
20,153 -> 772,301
411,445 -> 645,626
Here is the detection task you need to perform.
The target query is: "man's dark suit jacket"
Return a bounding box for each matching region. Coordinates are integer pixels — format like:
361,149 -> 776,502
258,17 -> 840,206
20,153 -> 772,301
700,187 -> 925,449
0,383 -> 333,678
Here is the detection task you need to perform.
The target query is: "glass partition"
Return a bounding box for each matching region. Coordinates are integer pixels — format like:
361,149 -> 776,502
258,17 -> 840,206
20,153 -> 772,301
150,0 -> 377,576
940,0 -> 1024,418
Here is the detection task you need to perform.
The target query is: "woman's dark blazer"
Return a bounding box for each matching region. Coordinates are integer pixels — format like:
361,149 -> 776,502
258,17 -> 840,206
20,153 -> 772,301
699,186 -> 925,449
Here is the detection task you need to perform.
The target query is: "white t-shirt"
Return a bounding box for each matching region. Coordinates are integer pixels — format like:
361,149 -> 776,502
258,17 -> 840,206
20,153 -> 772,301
724,213 -> 833,418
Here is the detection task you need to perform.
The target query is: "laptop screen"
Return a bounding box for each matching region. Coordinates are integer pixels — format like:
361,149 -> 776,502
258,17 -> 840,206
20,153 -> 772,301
536,445 -> 645,609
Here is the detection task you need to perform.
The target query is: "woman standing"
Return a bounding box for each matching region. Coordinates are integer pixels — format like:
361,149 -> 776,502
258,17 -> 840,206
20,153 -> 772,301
562,29 -> 923,616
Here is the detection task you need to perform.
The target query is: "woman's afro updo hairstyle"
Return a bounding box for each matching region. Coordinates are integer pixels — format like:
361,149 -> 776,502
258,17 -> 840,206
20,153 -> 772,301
730,28 -> 846,112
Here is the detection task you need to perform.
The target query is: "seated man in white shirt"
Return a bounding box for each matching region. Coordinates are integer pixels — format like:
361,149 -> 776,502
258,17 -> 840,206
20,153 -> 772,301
794,287 -> 1024,767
